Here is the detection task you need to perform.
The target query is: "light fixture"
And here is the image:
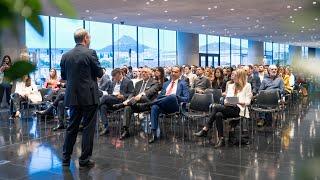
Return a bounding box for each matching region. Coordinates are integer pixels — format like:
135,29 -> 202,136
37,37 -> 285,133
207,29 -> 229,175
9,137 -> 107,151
189,21 -> 192,24
289,16 -> 293,19
246,17 -> 250,20
208,7 -> 211,10
113,16 -> 118,20
287,5 -> 291,8
230,8 -> 235,11
164,0 -> 168,1
174,19 -> 178,22
275,30 -> 278,33
291,20 -> 295,23
284,34 -> 287,37
150,0 -> 154,1
202,24 -> 205,27
313,1 -> 317,5
146,1 -> 150,5
262,26 -> 265,29
85,9 -> 90,13
164,26 -> 167,29
301,26 -> 305,29
168,18 -> 172,21
201,16 -> 205,20
315,18 -> 318,21
294,8 -> 298,11
59,13 -> 63,16
137,13 -> 141,16
89,16 -> 92,20
298,6 -> 302,9
248,27 -> 251,30
214,5 -> 218,9
164,10 -> 168,13
301,30 -> 304,32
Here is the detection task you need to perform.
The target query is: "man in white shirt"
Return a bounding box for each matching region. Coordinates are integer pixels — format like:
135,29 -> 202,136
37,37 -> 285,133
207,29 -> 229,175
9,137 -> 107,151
184,65 -> 197,88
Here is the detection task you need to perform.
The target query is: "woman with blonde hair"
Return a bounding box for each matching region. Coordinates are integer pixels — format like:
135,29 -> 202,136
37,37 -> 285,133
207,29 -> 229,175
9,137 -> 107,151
44,68 -> 60,91
194,69 -> 253,148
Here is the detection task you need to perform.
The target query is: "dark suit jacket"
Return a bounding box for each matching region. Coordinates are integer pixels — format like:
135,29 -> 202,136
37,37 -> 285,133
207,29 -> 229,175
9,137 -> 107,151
98,74 -> 112,97
60,44 -> 103,106
131,78 -> 160,101
159,79 -> 189,103
107,77 -> 134,99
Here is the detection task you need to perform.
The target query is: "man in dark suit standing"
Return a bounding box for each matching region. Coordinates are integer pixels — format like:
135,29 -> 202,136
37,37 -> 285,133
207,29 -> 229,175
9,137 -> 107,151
60,28 -> 104,169
99,68 -> 134,136
113,67 -> 160,140
148,66 -> 189,143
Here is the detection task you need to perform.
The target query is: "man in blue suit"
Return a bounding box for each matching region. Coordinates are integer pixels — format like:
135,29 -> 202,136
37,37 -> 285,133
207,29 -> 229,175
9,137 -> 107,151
149,66 -> 189,143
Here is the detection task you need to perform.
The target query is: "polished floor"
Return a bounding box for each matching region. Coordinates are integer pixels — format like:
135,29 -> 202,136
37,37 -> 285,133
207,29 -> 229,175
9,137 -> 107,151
0,94 -> 319,180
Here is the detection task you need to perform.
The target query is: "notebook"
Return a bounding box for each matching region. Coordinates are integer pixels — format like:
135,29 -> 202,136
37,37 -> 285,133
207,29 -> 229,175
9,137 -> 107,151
225,96 -> 239,105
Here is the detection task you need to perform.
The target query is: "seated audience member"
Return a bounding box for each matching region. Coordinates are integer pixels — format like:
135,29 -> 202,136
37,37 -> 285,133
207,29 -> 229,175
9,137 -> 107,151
0,55 -> 13,107
154,67 -> 168,86
257,65 -> 285,126
282,67 -> 295,94
244,65 -> 261,96
193,67 -> 211,93
148,66 -> 189,144
113,67 -> 161,140
257,65 -> 267,83
99,68 -> 134,136
204,67 -> 213,81
212,67 -> 226,92
97,69 -> 112,96
11,75 -> 42,118
44,68 -> 60,92
194,69 -> 252,148
131,67 -> 143,87
127,66 -> 133,79
184,65 -> 197,88
191,65 -> 197,74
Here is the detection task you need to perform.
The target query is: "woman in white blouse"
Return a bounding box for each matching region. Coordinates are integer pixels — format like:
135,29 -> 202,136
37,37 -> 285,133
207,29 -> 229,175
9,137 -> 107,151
11,75 -> 42,118
194,69 -> 253,148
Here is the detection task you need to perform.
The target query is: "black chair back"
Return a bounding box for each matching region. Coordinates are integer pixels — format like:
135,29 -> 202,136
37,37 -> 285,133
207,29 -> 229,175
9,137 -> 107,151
205,89 -> 222,104
255,90 -> 280,108
189,93 -> 213,112
38,88 -> 51,101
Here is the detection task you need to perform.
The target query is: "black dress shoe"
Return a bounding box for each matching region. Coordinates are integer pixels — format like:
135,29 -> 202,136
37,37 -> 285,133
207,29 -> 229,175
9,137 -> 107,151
119,129 -> 130,140
148,130 -> 157,144
36,105 -> 55,116
214,138 -> 225,148
113,103 -> 125,109
62,159 -> 70,167
99,128 -> 110,136
52,124 -> 65,131
193,129 -> 208,137
79,160 -> 95,170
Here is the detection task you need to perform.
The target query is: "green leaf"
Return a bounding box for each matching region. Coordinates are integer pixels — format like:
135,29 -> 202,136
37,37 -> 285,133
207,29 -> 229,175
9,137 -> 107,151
26,15 -> 43,36
50,0 -> 77,18
4,60 -> 36,81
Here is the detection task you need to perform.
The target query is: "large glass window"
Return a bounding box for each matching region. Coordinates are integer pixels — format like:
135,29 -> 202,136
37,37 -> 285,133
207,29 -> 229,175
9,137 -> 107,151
220,36 -> 231,66
302,46 -> 308,59
272,43 -> 280,65
85,21 -> 113,74
114,24 -> 137,68
25,15 -> 50,85
264,42 -> 273,65
51,17 -> 83,75
207,35 -> 219,54
199,34 -> 207,53
159,30 -> 176,66
138,27 -> 158,67
241,39 -> 248,65
231,38 -> 241,66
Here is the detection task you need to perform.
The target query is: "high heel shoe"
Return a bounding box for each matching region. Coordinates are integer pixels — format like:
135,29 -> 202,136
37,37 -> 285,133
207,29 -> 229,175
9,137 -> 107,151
214,138 -> 225,148
193,129 -> 208,137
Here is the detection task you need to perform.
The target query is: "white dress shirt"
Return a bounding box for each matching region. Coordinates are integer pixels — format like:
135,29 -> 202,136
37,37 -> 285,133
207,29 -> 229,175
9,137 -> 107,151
166,79 -> 179,96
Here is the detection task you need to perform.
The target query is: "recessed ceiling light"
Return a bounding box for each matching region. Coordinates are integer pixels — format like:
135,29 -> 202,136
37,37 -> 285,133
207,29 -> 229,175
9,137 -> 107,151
284,34 -> 287,37
164,0 -> 168,1
85,9 -> 90,13
270,35 -> 272,38
256,19 -> 260,23
146,1 -> 150,5
168,18 -> 172,21
174,19 -> 178,22
89,16 -> 92,20
262,26 -> 265,29
214,5 -> 218,9
289,16 -> 293,19
164,26 -> 167,29
301,26 -> 305,29
246,17 -> 250,20
164,10 -> 168,13
291,20 -> 295,23
189,21 -> 192,24
248,27 -> 251,30
113,16 -> 118,20
137,13 -> 141,16
202,24 -> 205,27
201,16 -> 205,20
208,7 -> 211,10
59,13 -> 63,16
294,8 -> 298,11
298,6 -> 302,9
287,5 -> 291,8
313,1 -> 317,5
230,8 -> 235,11
150,0 -> 154,1
275,30 -> 278,33
315,18 -> 319,21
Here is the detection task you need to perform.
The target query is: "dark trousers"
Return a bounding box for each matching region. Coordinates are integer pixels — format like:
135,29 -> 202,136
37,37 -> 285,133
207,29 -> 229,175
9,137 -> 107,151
206,104 -> 240,137
150,95 -> 179,130
100,95 -> 123,128
10,93 -> 26,114
0,83 -> 12,105
63,104 -> 98,164
123,97 -> 151,127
